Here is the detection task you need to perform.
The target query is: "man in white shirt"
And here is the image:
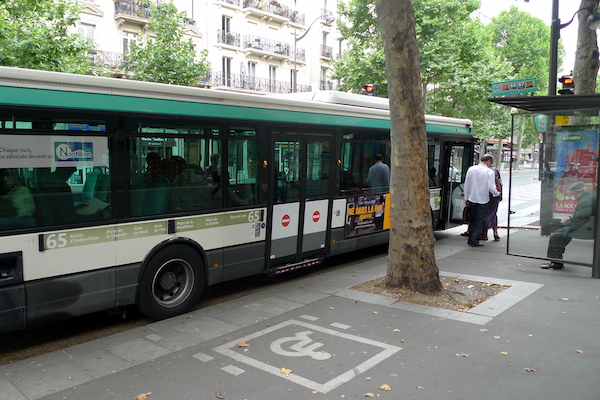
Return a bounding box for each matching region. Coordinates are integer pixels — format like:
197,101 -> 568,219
464,154 -> 500,247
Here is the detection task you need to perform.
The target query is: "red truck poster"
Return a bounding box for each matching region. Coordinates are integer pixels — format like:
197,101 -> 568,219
552,127 -> 598,218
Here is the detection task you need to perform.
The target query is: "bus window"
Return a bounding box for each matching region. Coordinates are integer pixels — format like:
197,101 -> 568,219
0,134 -> 111,230
306,140 -> 331,199
130,137 -> 222,215
340,142 -> 360,195
428,143 -> 441,187
226,138 -> 259,206
275,141 -> 301,203
363,142 -> 391,193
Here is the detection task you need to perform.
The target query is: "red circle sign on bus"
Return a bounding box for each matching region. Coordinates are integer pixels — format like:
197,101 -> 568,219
312,211 -> 320,222
281,214 -> 290,227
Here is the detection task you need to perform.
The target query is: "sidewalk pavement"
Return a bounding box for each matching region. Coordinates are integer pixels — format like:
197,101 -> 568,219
2,227 -> 599,400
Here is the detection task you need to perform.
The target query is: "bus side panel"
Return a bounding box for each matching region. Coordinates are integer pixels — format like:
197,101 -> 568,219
357,231 -> 389,249
115,263 -> 141,307
302,200 -> 329,253
25,269 -> 116,327
0,286 -> 25,333
329,227 -> 358,256
222,242 -> 266,281
271,203 -> 301,259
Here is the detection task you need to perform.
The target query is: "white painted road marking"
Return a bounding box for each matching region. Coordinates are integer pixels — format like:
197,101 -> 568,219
212,319 -> 401,394
270,330 -> 331,360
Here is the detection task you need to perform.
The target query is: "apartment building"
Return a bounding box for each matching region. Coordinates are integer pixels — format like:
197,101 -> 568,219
77,0 -> 341,93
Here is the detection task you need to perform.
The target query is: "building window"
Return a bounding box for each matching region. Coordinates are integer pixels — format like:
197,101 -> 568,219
222,57 -> 232,86
269,65 -> 277,93
78,23 -> 95,42
247,62 -> 256,90
122,32 -> 137,55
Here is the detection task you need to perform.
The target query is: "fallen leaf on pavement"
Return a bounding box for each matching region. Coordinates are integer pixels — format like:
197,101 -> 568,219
576,350 -> 584,354
500,351 -> 509,355
366,377 -> 372,380
392,328 -> 401,332
379,384 -> 392,391
364,393 -> 375,398
561,298 -> 569,301
372,311 -> 378,314
479,328 -> 488,332
280,367 -> 292,375
417,386 -> 426,389
525,368 -> 536,372
135,394 -> 150,400
494,336 -> 501,339
216,389 -> 225,399
238,342 -> 249,347
312,391 -> 319,394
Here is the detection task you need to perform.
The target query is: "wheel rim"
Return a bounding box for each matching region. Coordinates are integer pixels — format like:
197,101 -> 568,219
151,258 -> 195,308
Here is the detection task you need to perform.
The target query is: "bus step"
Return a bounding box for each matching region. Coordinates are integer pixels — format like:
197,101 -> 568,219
267,258 -> 323,276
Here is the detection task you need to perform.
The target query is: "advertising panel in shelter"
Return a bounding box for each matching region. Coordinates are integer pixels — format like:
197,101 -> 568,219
552,127 -> 598,219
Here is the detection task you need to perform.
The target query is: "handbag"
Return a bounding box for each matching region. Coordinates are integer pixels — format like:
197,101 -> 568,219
462,204 -> 470,223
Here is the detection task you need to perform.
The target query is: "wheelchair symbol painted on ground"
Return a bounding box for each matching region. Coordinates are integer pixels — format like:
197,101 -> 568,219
270,330 -> 332,360
212,319 -> 402,394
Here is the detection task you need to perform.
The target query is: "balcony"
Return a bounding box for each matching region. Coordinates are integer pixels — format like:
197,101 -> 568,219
114,0 -> 151,24
320,45 -> 333,59
217,30 -> 241,48
212,72 -> 312,93
243,0 -> 305,26
243,35 -> 291,61
89,50 -> 126,70
215,0 -> 241,9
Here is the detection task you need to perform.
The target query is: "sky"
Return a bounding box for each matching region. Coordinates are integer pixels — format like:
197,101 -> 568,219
477,0 -> 585,76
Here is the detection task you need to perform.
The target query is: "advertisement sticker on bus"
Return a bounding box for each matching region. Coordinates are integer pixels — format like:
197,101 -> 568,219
345,194 -> 390,238
0,135 -> 108,168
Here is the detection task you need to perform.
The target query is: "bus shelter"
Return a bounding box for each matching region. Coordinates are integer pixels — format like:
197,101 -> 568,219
489,94 -> 600,278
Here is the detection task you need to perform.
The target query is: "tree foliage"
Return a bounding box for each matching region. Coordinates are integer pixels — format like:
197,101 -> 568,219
333,0 -> 516,139
126,1 -> 210,86
0,0 -> 91,73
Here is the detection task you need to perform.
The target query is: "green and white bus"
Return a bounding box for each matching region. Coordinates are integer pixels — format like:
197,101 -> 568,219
0,67 -> 474,333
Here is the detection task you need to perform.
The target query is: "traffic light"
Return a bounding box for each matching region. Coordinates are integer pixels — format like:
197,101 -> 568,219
558,75 -> 575,95
361,84 -> 377,96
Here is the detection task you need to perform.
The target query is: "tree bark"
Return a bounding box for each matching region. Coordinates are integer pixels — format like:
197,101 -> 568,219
375,0 -> 442,293
573,0 -> 599,94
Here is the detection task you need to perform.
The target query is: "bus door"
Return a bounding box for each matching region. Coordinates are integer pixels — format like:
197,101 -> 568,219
443,141 -> 473,228
269,134 -> 332,269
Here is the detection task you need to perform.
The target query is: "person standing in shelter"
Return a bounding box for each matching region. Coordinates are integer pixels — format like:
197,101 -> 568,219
464,154 -> 500,247
366,154 -> 390,192
481,164 -> 503,241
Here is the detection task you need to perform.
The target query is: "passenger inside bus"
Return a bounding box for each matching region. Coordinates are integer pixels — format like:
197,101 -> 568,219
37,166 -> 79,225
0,169 -> 36,229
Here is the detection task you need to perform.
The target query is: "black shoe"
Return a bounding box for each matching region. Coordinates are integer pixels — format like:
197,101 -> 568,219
460,232 -> 470,237
494,235 -> 500,241
541,262 -> 563,270
469,243 -> 484,247
509,210 -> 516,214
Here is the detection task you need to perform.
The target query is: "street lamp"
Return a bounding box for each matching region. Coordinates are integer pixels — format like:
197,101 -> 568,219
293,15 -> 335,92
548,4 -> 595,96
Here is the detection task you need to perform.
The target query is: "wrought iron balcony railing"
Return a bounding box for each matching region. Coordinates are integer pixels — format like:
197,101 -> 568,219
89,50 -> 126,69
114,0 -> 151,19
320,45 -> 333,59
217,30 -> 241,47
212,72 -> 312,93
243,35 -> 290,58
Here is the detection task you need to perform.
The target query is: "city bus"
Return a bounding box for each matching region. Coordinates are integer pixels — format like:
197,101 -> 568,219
0,67 -> 474,333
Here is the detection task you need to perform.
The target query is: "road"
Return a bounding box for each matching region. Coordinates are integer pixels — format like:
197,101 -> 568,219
497,168 -> 540,228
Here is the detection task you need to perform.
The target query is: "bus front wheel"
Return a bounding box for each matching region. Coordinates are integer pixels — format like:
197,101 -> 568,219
139,245 -> 205,321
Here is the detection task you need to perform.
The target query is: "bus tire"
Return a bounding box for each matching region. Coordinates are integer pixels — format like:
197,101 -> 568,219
138,245 -> 205,321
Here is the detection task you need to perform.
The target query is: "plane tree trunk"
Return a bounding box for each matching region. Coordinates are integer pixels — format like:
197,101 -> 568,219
375,0 -> 442,293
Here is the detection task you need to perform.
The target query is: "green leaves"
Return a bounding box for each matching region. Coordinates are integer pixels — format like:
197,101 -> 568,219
0,0 -> 91,73
126,1 -> 210,86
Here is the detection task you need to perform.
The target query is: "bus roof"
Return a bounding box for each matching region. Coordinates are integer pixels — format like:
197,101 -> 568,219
0,67 -> 472,134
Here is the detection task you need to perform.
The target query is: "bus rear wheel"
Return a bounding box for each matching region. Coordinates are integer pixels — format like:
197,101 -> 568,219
139,245 -> 205,321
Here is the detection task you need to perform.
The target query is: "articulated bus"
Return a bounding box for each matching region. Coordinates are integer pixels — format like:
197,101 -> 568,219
0,67 -> 474,333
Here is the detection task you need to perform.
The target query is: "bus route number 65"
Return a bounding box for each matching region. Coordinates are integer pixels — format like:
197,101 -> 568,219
46,233 -> 68,249
248,210 -> 262,223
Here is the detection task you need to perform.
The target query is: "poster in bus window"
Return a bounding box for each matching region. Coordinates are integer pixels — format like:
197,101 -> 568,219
552,127 -> 598,219
345,194 -> 388,237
